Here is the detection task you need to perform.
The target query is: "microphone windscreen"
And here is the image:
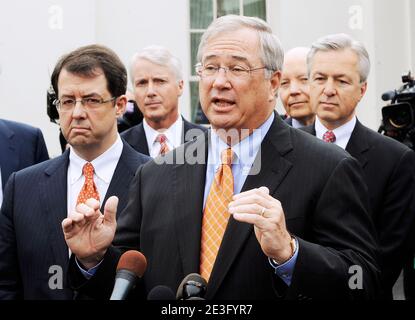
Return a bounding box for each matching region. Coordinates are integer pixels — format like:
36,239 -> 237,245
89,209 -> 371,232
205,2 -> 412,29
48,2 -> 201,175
117,250 -> 147,277
382,90 -> 396,101
147,285 -> 176,300
176,273 -> 207,300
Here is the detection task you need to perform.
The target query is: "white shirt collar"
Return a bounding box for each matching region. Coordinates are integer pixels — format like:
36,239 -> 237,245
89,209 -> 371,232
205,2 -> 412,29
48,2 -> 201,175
143,115 -> 183,154
292,118 -> 305,129
209,112 -> 275,171
315,116 -> 357,150
68,134 -> 123,185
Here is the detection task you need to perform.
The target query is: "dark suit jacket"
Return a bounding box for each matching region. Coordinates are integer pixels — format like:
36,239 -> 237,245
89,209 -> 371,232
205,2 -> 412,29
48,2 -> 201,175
121,117 -> 207,155
302,120 -> 415,297
0,141 -> 150,299
69,115 -> 380,300
0,119 -> 49,188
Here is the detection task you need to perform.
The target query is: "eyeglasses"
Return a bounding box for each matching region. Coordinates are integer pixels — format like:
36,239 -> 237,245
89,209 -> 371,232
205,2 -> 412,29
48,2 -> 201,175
54,97 -> 116,112
195,63 -> 271,80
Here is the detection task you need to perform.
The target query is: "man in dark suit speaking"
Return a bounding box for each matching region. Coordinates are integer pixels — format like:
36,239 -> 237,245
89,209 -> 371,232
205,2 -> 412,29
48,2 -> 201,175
0,45 -> 149,299
302,33 -> 415,299
63,16 -> 380,300
0,119 -> 49,206
121,46 -> 206,157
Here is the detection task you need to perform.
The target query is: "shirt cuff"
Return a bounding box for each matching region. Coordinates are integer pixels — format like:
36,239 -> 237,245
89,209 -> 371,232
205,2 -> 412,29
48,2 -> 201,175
75,258 -> 104,279
268,238 -> 299,286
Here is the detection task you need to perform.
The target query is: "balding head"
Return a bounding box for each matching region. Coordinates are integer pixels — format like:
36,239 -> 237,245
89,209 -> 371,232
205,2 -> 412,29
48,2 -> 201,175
280,47 -> 315,127
284,47 -> 310,63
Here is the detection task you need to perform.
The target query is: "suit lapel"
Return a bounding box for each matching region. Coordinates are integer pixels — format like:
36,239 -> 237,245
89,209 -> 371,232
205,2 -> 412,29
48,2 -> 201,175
206,116 -> 294,298
132,124 -> 150,155
346,120 -> 369,168
181,117 -> 189,144
172,133 -> 208,276
41,151 -> 70,269
0,120 -> 18,188
102,142 -> 139,213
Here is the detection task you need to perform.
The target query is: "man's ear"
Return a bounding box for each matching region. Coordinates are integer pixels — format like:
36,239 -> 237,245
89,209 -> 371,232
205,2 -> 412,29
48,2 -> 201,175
115,95 -> 127,117
269,70 -> 281,102
358,82 -> 368,103
177,80 -> 184,97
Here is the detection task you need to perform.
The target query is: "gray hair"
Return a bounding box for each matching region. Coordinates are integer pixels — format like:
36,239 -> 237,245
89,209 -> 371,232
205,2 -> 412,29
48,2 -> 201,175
130,45 -> 183,84
307,33 -> 370,83
197,15 -> 284,78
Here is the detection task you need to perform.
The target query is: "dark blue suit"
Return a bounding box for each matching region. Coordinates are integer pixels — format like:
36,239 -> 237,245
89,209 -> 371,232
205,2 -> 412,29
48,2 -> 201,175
0,119 -> 49,188
0,140 -> 150,299
302,120 -> 415,298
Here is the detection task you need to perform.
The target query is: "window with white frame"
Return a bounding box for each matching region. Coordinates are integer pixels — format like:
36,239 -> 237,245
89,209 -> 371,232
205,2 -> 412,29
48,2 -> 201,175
189,0 -> 267,123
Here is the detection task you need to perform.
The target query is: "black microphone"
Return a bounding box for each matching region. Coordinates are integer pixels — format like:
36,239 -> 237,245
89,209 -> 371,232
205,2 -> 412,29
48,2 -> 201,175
110,250 -> 147,300
176,273 -> 207,300
147,285 -> 176,300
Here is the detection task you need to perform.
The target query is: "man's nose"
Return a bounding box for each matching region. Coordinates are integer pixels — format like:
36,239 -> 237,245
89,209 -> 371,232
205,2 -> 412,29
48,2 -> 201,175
212,68 -> 231,90
323,79 -> 336,96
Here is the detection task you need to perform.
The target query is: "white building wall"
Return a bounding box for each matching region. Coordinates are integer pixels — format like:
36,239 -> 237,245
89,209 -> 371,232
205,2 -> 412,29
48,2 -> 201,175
0,0 -> 96,157
94,0 -> 191,119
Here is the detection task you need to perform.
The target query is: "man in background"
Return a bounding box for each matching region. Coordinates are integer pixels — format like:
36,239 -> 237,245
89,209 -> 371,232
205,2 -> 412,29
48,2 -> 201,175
303,33 -> 415,299
0,118 -> 49,207
121,46 -> 206,157
279,47 -> 315,128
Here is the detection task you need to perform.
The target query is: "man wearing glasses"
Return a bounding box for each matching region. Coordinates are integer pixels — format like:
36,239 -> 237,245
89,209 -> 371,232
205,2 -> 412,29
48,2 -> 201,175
63,16 -> 380,300
0,45 -> 150,299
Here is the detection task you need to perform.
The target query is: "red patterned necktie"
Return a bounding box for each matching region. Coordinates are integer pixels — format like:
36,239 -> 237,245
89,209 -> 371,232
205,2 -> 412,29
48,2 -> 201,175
76,162 -> 100,205
323,130 -> 336,143
200,148 -> 234,282
155,134 -> 170,156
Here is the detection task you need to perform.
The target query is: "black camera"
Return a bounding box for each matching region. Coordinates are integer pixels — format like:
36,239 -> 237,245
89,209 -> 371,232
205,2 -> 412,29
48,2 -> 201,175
379,71 -> 415,149
46,85 -> 59,124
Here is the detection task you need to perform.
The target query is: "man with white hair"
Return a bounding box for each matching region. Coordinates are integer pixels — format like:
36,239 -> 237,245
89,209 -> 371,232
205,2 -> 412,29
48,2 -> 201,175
63,17 -> 380,300
303,33 -> 415,299
280,47 -> 315,128
121,46 -> 206,157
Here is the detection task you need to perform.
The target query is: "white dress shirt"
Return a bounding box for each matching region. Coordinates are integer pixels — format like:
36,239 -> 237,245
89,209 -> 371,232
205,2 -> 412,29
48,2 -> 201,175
204,113 -> 274,207
67,135 -> 123,215
143,115 -> 183,158
292,118 -> 305,129
315,116 -> 357,150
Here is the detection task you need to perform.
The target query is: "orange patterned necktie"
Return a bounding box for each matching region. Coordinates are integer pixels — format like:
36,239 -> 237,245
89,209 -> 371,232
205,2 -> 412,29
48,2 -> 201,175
200,148 -> 234,282
76,162 -> 100,205
155,134 -> 170,156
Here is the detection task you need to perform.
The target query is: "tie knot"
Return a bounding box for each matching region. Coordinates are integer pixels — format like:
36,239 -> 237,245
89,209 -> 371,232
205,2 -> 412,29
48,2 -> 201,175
155,134 -> 167,144
323,130 -> 336,143
221,148 -> 234,166
82,162 -> 95,178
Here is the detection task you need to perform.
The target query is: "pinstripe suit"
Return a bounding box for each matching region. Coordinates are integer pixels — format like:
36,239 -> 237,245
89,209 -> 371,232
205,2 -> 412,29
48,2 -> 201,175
0,140 -> 149,299
69,115 -> 381,300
